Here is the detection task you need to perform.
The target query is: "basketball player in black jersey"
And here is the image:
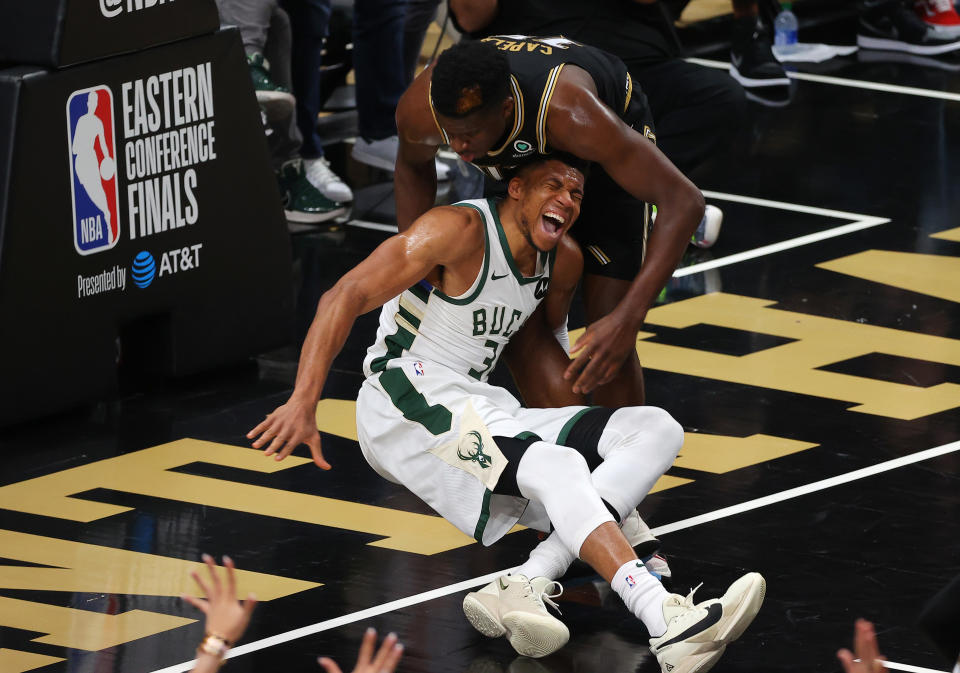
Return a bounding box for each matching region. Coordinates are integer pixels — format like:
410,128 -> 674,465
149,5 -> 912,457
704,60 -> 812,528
395,37 -> 703,408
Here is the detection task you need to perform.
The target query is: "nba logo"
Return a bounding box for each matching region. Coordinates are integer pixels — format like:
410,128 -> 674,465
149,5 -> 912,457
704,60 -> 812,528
66,85 -> 120,255
625,575 -> 636,588
413,361 -> 425,376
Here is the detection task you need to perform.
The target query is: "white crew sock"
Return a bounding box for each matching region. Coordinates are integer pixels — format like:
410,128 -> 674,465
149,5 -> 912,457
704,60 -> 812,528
515,531 -> 576,580
611,559 -> 670,637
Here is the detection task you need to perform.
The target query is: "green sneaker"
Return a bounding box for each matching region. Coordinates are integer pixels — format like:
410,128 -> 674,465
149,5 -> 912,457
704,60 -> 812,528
247,53 -> 295,105
277,159 -> 347,224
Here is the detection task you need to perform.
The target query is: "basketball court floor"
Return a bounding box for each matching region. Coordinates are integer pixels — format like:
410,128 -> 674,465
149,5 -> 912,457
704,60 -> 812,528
1,12 -> 959,673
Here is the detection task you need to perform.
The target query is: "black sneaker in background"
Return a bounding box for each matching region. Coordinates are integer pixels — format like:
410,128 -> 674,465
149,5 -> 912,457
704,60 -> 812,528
858,0 -> 960,54
729,16 -> 791,87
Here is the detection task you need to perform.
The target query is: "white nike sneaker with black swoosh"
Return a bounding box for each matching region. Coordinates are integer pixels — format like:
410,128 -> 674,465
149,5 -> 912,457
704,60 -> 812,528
649,572 -> 766,673
463,574 -> 569,658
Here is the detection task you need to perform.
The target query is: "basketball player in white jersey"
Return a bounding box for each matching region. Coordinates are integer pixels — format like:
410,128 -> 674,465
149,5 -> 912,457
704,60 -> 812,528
248,158 -> 764,673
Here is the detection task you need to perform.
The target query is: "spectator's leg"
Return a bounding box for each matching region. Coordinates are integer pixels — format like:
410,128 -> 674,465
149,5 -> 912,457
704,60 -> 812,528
264,4 -> 303,165
403,0 -> 441,86
281,0 -> 332,160
353,0 -> 408,141
629,59 -> 746,176
215,0 -> 277,55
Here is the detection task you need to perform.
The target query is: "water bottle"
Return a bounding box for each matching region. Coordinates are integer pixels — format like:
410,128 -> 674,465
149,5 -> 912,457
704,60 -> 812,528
773,3 -> 799,54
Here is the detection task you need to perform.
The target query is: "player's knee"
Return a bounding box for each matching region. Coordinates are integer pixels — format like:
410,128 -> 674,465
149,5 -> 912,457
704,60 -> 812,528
518,441 -> 592,497
532,441 -> 592,477
647,406 -> 684,470
613,405 -> 683,471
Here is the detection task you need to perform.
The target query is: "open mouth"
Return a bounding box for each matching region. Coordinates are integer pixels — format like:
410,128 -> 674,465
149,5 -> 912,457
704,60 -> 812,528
540,210 -> 566,236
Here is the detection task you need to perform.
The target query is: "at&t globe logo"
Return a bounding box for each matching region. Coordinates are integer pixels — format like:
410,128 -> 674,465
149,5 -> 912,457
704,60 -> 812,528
131,251 -> 156,288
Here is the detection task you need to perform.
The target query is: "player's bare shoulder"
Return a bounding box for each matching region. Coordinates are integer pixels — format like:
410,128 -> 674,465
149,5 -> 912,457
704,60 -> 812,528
546,67 -> 621,158
407,204 -> 485,262
396,63 -> 445,146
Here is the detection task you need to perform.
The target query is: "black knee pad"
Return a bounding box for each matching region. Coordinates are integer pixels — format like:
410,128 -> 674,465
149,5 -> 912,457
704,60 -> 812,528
557,407 -> 623,522
492,433 -> 541,498
557,407 -> 616,471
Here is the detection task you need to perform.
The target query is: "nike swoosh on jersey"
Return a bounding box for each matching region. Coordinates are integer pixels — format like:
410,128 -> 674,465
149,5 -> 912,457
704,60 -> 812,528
491,271 -> 509,280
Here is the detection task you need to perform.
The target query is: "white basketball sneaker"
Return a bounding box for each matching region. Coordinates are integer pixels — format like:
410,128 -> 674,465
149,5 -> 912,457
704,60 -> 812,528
621,509 -> 662,559
649,572 -> 766,673
650,204 -> 723,249
691,205 -> 723,249
463,574 -> 569,658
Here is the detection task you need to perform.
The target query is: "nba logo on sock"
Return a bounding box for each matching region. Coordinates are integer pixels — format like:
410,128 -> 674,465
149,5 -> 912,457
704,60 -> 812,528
66,85 -> 120,255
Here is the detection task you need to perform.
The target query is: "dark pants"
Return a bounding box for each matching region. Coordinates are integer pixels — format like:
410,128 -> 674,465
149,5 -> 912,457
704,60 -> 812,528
280,0 -> 332,159
215,0 -> 303,166
402,0 -> 441,85
353,0 -> 408,140
626,57 -> 746,176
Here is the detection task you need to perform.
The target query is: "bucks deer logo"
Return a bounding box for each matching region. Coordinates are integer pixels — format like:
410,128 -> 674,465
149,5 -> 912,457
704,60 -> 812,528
457,430 -> 492,468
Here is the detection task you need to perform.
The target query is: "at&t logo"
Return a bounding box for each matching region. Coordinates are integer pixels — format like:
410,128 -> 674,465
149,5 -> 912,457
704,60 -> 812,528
131,251 -> 156,288
130,244 -> 203,289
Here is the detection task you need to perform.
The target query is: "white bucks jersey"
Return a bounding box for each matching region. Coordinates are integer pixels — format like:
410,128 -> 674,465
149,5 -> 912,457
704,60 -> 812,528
363,198 -> 555,382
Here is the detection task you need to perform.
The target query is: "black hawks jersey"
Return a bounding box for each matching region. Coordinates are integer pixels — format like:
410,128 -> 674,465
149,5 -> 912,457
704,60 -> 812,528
429,34 -> 643,180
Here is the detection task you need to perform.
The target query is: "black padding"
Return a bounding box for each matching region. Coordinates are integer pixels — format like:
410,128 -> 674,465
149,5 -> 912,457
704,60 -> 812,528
492,434 -> 540,497
562,407 -> 616,471
602,499 -> 622,525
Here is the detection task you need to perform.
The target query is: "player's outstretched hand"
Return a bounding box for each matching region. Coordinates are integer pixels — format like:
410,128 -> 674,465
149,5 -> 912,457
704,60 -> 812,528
181,554 -> 258,645
837,619 -> 886,673
318,628 -> 404,673
565,309 -> 638,394
247,397 -> 331,469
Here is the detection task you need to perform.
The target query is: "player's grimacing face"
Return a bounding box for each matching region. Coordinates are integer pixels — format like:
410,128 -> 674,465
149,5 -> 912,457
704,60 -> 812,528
515,161 -> 584,252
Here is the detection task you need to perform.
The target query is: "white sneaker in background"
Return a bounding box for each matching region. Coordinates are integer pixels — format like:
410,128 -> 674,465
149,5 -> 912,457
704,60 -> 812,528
352,136 -> 451,180
621,509 -> 662,557
463,573 -> 569,658
304,157 -> 353,202
691,204 -> 723,249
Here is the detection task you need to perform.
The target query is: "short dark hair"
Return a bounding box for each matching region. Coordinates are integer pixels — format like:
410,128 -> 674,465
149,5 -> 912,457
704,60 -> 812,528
508,153 -> 591,183
431,41 -> 511,118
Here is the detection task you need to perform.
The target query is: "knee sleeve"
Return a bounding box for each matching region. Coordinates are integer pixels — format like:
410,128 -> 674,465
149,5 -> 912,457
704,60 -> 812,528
602,406 -> 683,471
591,406 -> 684,521
516,441 -> 614,558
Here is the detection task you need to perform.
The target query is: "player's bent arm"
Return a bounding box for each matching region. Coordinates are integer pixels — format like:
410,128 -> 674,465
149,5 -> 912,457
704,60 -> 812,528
543,234 -> 584,332
248,208 -> 480,466
395,74 -> 445,232
547,78 -> 704,327
448,0 -> 499,32
289,207 -> 482,405
502,236 -> 585,407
